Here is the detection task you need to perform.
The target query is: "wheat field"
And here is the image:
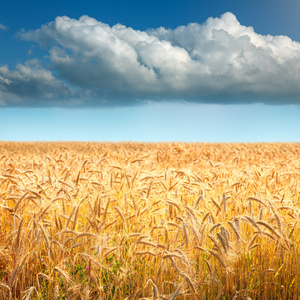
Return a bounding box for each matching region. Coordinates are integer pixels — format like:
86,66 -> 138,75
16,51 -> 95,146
0,142 -> 300,299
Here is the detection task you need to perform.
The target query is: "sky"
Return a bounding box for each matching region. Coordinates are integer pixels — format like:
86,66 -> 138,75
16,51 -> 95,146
1,0 -> 300,142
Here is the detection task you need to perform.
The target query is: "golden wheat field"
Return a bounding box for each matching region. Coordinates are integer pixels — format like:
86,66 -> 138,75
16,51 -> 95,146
0,142 -> 300,299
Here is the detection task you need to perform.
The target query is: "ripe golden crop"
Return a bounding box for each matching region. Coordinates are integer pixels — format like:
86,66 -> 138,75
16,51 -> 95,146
0,142 -> 299,299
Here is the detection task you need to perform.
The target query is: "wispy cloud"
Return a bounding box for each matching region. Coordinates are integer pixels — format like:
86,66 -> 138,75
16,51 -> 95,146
0,24 -> 8,31
1,12 -> 300,107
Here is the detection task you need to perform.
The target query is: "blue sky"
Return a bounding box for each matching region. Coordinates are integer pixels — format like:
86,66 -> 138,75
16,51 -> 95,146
1,0 -> 300,142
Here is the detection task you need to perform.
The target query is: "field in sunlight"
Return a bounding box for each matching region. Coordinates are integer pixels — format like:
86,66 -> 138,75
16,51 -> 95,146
0,142 -> 300,299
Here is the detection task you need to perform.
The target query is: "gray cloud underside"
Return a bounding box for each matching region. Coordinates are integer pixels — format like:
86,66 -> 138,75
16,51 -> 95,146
1,12 -> 300,107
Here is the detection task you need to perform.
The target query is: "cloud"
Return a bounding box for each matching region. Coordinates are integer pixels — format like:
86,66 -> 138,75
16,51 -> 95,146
0,60 -> 75,107
0,24 -> 8,31
3,12 -> 300,107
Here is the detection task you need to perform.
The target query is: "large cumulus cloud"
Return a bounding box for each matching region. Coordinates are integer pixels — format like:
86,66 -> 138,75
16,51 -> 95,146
2,12 -> 300,107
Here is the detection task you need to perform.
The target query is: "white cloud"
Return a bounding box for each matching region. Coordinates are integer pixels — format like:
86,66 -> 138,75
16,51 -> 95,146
4,12 -> 300,106
0,24 -> 7,31
0,60 -> 74,106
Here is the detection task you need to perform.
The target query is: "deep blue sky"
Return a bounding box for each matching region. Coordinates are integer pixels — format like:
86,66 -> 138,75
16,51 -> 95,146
1,0 -> 300,141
